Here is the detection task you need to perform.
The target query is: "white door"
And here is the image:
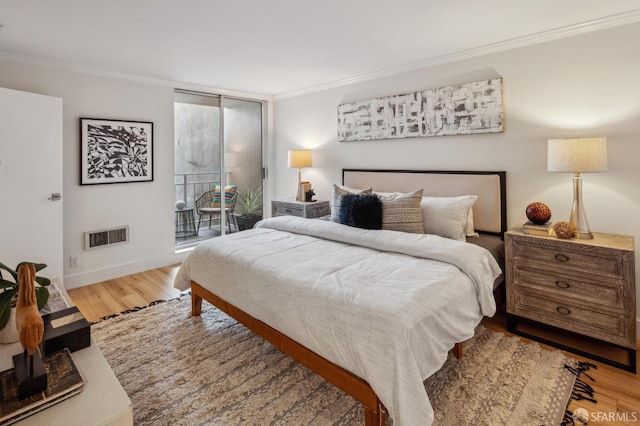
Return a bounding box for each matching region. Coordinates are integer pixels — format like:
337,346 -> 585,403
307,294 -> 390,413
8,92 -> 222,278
0,87 -> 63,282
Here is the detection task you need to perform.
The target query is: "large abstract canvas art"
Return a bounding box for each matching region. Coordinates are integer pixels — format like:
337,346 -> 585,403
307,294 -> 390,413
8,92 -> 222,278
337,78 -> 503,142
80,118 -> 153,185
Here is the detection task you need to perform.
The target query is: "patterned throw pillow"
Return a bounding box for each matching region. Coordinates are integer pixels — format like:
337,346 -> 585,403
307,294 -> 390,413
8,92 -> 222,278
330,185 -> 373,222
211,185 -> 238,208
378,189 -> 425,234
339,194 -> 382,230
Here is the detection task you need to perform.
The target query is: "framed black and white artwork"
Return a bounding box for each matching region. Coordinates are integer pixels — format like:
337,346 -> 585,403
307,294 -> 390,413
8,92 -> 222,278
337,78 -> 504,141
80,118 -> 153,185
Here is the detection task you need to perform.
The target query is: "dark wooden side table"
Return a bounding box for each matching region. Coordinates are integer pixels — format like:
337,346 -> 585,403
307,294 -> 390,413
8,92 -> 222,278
175,208 -> 197,238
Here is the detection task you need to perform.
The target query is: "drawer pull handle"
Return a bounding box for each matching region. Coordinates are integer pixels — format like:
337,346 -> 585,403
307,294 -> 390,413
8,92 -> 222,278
556,306 -> 571,315
555,280 -> 570,289
285,209 -> 292,213
554,254 -> 569,262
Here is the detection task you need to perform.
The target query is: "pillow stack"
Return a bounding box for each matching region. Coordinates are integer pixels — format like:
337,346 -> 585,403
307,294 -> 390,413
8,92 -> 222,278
331,183 -> 478,240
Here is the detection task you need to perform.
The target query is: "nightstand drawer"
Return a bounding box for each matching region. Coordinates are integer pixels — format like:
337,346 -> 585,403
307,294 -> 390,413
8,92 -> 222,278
272,203 -> 304,217
511,267 -> 624,310
510,290 -> 631,347
511,240 -> 625,280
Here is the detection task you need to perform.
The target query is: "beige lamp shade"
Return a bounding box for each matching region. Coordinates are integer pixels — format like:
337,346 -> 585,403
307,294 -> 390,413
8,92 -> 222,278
547,137 -> 608,173
547,136 -> 607,240
288,150 -> 312,169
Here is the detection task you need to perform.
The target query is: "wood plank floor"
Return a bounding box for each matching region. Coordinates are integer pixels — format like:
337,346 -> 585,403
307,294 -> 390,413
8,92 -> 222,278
68,265 -> 184,323
67,266 -> 640,425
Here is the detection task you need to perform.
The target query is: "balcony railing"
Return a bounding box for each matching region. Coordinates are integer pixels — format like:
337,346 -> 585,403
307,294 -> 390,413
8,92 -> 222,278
175,171 -> 221,212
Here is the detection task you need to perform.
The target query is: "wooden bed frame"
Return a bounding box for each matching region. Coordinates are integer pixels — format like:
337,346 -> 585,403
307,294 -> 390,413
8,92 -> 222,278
192,282 -> 393,425
190,169 -> 507,426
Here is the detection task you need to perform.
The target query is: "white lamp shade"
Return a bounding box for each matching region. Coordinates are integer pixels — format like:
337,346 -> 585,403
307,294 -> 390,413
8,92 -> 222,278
547,137 -> 608,173
288,150 -> 312,168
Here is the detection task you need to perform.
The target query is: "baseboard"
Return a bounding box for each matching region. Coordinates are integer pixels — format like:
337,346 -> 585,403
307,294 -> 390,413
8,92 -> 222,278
62,251 -> 190,289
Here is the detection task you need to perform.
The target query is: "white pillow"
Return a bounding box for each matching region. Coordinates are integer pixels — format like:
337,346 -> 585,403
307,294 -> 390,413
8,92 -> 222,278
420,195 -> 478,241
331,184 -> 373,222
465,208 -> 479,237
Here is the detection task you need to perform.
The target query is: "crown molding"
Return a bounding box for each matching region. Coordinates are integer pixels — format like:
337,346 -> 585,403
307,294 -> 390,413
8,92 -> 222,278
274,9 -> 640,100
2,9 -> 639,102
0,51 -> 273,102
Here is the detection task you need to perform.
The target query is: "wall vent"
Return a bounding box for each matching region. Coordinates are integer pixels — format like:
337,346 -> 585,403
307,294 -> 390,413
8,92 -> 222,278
85,226 -> 129,250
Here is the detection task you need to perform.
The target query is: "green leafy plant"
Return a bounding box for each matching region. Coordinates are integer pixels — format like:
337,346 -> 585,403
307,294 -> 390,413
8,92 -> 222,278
236,187 -> 263,217
0,262 -> 51,330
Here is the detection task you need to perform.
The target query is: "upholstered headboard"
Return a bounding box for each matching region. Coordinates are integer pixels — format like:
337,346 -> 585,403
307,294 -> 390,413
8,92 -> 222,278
342,169 -> 507,238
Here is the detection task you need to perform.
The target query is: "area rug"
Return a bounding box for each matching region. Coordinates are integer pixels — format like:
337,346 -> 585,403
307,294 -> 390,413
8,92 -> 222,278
91,295 -> 593,425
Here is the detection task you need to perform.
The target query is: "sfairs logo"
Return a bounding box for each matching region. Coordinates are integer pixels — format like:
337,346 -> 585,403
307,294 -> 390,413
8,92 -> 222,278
573,408 -> 589,425
573,408 -> 638,424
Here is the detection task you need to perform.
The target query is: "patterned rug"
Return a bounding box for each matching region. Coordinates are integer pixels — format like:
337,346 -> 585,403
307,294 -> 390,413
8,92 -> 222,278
91,295 -> 593,425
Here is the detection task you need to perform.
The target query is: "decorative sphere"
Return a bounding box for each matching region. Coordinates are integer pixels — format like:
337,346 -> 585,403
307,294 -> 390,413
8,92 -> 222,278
175,200 -> 186,210
553,221 -> 574,239
525,202 -> 551,224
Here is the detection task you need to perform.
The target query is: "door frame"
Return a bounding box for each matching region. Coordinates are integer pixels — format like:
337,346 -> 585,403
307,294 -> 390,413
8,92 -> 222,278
174,89 -> 266,244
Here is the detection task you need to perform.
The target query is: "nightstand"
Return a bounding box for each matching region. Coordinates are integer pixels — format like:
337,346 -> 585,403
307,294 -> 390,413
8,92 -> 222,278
271,199 -> 330,219
505,228 -> 636,372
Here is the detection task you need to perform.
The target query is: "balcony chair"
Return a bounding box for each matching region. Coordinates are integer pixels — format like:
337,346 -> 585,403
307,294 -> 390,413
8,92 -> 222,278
195,187 -> 238,234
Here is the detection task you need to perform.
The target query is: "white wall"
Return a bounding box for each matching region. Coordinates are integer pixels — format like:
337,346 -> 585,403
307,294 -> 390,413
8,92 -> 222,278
273,23 -> 640,330
0,61 -> 180,287
0,61 -> 270,288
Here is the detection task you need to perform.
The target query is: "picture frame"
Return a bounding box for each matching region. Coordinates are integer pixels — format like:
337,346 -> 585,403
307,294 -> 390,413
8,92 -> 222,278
80,117 -> 153,185
337,78 -> 503,141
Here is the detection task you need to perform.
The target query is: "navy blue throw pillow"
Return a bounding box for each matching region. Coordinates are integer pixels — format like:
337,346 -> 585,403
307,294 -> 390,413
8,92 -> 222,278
339,194 -> 383,230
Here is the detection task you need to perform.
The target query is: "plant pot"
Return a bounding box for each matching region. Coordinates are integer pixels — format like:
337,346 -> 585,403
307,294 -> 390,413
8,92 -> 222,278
0,307 -> 19,344
235,214 -> 262,231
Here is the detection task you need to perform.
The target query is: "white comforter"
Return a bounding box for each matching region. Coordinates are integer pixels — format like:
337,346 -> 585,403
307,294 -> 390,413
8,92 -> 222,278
174,216 -> 501,425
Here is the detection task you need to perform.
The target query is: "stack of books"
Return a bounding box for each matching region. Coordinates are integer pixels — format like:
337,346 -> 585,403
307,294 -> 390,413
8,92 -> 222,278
522,221 -> 553,236
0,349 -> 84,424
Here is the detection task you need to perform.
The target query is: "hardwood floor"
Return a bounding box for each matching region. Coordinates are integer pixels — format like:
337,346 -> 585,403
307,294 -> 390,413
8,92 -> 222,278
67,265 -> 184,323
68,266 -> 640,425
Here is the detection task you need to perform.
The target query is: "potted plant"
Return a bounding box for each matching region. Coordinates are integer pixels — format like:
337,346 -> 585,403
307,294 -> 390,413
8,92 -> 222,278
234,187 -> 263,231
0,262 -> 51,336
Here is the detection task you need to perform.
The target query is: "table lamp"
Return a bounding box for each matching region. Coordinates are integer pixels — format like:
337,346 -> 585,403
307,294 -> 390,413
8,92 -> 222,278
547,137 -> 607,239
287,150 -> 312,201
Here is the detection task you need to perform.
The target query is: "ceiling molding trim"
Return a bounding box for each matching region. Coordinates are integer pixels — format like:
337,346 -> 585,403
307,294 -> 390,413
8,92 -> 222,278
0,51 -> 274,102
274,9 -> 640,100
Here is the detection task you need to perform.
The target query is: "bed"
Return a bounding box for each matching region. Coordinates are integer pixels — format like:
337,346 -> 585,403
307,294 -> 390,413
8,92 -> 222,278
174,169 -> 507,426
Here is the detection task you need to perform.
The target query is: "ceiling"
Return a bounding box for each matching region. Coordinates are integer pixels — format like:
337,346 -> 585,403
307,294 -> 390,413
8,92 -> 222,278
1,1 -> 639,97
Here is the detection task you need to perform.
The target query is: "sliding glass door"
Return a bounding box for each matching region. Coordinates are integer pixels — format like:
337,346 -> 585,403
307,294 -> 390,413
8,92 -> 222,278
224,98 -> 263,232
174,91 -> 263,246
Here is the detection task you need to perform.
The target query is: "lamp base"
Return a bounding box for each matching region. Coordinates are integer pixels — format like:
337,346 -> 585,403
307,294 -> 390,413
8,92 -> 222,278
295,168 -> 303,201
573,231 -> 594,239
569,174 -> 594,239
